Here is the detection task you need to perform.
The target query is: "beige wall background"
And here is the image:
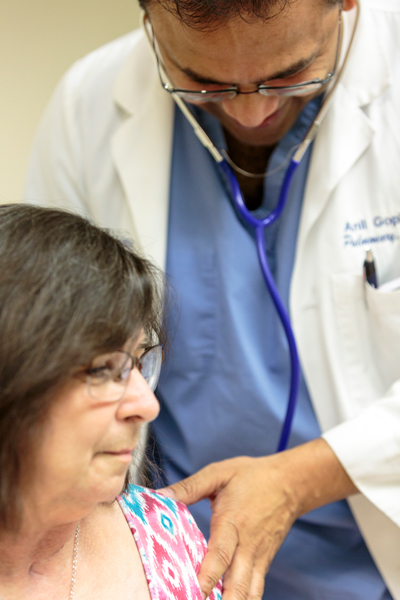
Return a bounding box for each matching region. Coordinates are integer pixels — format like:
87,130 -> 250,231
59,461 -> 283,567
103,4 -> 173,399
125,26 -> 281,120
0,0 -> 141,204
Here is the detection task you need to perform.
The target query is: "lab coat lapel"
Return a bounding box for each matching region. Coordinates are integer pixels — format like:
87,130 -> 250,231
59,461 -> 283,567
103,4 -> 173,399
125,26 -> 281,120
111,33 -> 174,269
298,5 -> 391,248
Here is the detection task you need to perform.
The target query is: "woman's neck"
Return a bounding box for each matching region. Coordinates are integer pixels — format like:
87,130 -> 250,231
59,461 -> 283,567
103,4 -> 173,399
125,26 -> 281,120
0,518 -> 79,597
0,502 -> 150,600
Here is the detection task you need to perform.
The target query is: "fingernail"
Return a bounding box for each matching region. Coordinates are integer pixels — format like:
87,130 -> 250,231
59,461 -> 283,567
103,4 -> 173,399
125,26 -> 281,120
202,593 -> 207,600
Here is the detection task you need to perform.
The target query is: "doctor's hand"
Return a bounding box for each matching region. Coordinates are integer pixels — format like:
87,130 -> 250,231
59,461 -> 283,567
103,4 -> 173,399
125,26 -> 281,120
159,438 -> 358,600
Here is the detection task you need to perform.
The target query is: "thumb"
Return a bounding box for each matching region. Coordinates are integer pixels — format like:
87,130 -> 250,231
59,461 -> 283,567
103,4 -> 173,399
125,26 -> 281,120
158,463 -> 225,506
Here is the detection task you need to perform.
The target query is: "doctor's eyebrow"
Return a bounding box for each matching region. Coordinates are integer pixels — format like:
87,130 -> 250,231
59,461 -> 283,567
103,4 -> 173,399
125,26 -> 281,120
171,52 -> 319,86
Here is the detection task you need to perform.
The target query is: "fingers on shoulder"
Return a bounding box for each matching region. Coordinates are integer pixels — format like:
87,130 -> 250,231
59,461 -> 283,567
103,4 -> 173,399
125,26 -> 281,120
169,462 -> 228,505
198,522 -> 239,598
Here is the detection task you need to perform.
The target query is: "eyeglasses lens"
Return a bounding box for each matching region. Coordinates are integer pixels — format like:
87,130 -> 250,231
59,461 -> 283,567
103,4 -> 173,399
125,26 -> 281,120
87,351 -> 133,402
139,345 -> 163,391
258,82 -> 324,97
175,91 -> 237,103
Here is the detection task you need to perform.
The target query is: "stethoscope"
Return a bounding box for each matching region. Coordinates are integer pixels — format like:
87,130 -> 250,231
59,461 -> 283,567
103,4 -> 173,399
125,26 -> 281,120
143,2 -> 360,451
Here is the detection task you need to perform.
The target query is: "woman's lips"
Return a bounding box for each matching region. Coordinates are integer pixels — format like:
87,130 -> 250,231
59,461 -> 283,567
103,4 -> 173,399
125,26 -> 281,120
103,449 -> 134,461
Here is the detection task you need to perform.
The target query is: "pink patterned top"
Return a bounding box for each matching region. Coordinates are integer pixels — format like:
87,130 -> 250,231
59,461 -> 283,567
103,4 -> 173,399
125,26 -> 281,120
117,485 -> 223,600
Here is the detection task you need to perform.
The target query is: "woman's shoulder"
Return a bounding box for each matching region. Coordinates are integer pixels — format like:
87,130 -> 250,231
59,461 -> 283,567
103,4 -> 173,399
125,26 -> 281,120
118,484 -> 223,600
118,484 -> 206,558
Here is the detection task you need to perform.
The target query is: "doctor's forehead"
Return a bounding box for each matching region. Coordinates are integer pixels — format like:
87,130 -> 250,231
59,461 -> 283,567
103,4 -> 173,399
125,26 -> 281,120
141,0 -> 339,32
146,0 -> 338,83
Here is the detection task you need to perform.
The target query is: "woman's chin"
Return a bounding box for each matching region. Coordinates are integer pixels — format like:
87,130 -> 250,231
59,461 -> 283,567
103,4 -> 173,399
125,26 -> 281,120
105,470 -> 131,497
87,469 -> 131,505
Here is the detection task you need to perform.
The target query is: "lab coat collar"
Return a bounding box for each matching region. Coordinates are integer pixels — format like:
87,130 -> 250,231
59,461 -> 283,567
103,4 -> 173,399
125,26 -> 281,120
113,32 -> 168,117
297,4 -> 391,249
340,2 -> 391,107
111,33 -> 174,269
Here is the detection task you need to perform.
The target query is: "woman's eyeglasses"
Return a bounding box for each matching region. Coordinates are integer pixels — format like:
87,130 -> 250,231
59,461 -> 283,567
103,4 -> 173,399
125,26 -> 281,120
86,345 -> 163,401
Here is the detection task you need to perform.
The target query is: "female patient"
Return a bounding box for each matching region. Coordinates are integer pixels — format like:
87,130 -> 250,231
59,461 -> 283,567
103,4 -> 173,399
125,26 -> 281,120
0,205 -> 222,600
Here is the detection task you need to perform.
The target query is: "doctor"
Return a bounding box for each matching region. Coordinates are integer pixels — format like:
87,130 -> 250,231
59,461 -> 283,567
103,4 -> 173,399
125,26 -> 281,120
25,0 -> 400,599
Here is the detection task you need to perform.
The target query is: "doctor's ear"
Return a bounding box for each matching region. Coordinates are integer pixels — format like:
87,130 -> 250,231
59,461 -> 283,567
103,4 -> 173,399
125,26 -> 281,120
341,0 -> 358,11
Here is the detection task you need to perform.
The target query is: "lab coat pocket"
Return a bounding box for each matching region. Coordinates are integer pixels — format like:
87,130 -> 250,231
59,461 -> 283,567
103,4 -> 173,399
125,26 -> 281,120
332,273 -> 400,406
364,282 -> 400,389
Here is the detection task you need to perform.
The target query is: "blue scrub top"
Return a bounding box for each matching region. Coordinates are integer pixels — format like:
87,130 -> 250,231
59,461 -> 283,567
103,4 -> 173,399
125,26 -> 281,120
152,99 -> 392,600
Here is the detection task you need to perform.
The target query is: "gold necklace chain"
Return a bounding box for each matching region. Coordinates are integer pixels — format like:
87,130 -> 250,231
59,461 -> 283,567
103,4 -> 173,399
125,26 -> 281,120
70,523 -> 80,599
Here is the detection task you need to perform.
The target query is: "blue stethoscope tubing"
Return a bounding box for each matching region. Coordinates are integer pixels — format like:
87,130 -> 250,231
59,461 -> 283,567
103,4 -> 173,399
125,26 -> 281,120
219,157 -> 301,452
146,1 -> 360,451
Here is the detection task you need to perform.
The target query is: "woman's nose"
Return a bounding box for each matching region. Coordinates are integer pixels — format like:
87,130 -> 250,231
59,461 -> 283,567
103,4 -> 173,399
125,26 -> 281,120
220,92 -> 280,128
117,368 -> 160,423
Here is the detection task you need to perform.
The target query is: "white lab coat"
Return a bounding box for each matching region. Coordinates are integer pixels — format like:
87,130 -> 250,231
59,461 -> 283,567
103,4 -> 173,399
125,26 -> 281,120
25,0 -> 400,595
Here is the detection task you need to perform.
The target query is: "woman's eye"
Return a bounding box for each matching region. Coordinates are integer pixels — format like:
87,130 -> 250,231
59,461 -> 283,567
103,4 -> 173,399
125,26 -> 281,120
86,353 -> 132,383
116,367 -> 131,382
87,365 -> 111,380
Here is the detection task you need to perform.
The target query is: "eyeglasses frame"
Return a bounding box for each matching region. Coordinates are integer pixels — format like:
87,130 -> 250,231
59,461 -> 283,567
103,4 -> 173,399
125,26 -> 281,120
143,4 -> 343,102
86,344 -> 163,401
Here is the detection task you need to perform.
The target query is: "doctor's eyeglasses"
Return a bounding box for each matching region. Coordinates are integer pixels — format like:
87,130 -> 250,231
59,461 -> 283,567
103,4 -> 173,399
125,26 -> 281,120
143,6 -> 342,103
86,345 -> 163,401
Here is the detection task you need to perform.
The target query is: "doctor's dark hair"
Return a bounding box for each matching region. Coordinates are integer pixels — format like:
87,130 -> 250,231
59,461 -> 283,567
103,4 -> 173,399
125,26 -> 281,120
0,204 -> 166,532
139,0 -> 339,30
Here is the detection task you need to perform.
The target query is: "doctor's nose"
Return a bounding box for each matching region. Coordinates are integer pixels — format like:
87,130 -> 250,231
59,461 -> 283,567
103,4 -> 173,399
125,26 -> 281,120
220,92 -> 280,128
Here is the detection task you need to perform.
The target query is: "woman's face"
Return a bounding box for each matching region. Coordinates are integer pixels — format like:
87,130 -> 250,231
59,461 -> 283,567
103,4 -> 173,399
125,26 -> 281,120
30,338 -> 160,524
